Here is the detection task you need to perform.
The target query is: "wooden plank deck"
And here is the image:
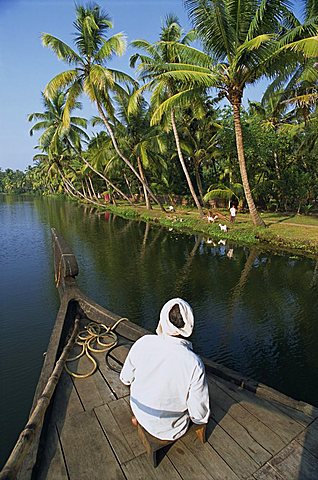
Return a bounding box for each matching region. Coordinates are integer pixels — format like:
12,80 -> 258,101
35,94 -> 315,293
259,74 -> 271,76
34,321 -> 318,480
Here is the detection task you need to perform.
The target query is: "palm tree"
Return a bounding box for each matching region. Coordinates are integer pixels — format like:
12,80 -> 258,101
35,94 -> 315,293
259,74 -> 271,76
178,101 -> 222,203
41,3 -> 165,210
183,0 -> 318,226
28,91 -> 92,198
28,91 -> 89,156
112,88 -> 171,209
263,1 -> 318,123
130,15 -> 205,215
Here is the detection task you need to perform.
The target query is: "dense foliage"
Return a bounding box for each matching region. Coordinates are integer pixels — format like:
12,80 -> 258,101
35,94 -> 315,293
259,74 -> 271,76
4,1 -> 318,216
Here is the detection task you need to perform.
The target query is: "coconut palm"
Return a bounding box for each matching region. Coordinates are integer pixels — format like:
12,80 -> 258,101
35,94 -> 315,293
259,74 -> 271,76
28,91 -> 89,157
177,101 -> 222,202
112,88 -> 171,209
183,0 -> 318,226
28,90 -> 100,198
263,0 -> 318,117
41,3 -> 165,210
130,15 -> 205,215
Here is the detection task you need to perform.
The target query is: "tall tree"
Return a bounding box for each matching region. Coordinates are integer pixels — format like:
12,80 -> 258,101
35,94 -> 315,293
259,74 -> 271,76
113,89 -> 170,209
42,3 -> 165,210
130,15 -> 205,215
184,0 -> 318,226
28,91 -> 89,158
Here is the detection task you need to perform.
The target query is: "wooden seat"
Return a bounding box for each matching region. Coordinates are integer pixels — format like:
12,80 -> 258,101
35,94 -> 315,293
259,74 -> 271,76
136,422 -> 207,467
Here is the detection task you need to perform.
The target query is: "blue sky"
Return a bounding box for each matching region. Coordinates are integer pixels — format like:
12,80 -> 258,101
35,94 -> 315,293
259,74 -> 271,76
0,0 -> 302,171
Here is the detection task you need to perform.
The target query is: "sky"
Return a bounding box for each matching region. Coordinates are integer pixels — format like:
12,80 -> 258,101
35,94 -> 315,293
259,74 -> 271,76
0,0 -> 302,171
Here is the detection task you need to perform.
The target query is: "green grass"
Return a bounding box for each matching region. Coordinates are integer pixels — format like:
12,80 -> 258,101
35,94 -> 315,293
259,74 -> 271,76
97,203 -> 318,257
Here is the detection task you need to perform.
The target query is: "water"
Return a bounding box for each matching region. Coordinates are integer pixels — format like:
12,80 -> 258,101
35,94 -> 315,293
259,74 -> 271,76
1,195 -> 318,467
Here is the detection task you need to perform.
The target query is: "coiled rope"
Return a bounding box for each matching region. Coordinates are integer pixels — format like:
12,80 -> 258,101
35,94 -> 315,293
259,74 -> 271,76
65,317 -> 128,379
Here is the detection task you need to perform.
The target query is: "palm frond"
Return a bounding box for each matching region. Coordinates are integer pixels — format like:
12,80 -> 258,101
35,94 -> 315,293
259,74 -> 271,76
236,34 -> 275,58
283,92 -> 318,106
155,69 -> 219,88
42,34 -> 82,64
44,70 -> 78,99
70,116 -> 88,128
151,89 -> 196,125
95,32 -> 127,61
62,81 -> 83,128
27,112 -> 48,122
29,121 -> 51,136
90,115 -> 105,127
108,69 -> 137,88
185,0 -> 235,60
280,36 -> 318,57
203,186 -> 237,202
89,64 -> 114,91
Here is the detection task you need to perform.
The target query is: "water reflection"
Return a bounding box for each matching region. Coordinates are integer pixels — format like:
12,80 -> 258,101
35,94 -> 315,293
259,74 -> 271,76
1,196 -> 318,467
27,199 -> 318,407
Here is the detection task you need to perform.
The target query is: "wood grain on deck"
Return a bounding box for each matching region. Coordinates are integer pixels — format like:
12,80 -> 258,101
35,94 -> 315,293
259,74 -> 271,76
35,335 -> 318,480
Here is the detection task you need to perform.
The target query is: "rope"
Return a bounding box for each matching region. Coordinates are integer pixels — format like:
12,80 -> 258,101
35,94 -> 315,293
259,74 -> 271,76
65,317 -> 128,379
105,338 -> 133,373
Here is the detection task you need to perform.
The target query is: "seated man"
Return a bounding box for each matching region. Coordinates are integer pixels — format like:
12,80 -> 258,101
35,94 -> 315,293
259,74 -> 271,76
120,298 -> 210,441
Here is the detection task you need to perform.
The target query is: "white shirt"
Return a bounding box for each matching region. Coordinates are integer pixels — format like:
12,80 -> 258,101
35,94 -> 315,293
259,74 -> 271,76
120,334 -> 210,440
230,207 -> 236,216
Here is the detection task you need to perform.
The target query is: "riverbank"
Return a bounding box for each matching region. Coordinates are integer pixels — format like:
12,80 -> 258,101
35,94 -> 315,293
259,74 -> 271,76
100,203 -> 318,256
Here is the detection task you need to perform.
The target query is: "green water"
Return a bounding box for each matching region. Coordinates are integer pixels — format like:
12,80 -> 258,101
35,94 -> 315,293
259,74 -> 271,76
1,195 -> 318,467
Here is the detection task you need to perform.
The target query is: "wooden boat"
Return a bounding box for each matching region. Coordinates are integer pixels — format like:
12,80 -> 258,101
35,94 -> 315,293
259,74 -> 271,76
1,228 -> 318,480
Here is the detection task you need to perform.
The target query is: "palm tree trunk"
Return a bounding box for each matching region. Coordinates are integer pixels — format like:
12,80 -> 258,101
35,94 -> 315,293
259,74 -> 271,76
137,156 -> 152,210
80,156 -> 133,204
232,101 -> 265,227
85,178 -> 93,199
88,176 -> 97,198
194,160 -> 204,203
81,181 -> 88,200
171,110 -> 204,216
273,151 -> 281,180
96,101 -> 166,212
58,167 -> 103,207
124,173 -> 133,199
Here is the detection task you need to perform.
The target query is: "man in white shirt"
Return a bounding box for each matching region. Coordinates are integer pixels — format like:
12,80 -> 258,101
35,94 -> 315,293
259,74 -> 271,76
230,204 -> 236,223
120,298 -> 210,440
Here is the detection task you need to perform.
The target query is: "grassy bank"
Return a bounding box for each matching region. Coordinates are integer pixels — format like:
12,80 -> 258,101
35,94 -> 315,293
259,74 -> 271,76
98,203 -> 318,257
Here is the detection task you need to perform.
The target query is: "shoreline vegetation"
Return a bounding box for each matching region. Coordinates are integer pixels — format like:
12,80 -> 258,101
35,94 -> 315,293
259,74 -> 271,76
2,2 -> 317,257
95,201 -> 318,257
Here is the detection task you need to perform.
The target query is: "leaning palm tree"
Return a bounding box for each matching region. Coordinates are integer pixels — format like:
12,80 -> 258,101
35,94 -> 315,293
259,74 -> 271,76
28,91 -> 89,156
113,88 -> 170,209
183,0 -> 318,226
130,15 -> 205,216
42,3 -> 164,210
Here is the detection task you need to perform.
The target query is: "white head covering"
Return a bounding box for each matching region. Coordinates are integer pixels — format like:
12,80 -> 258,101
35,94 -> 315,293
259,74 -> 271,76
156,298 -> 194,337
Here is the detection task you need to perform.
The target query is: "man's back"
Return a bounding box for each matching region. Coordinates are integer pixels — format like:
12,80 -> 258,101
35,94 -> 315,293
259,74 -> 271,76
120,333 -> 210,440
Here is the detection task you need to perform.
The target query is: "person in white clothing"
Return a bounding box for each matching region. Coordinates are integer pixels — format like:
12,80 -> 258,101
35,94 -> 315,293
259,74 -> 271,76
229,204 -> 236,223
120,298 -> 210,440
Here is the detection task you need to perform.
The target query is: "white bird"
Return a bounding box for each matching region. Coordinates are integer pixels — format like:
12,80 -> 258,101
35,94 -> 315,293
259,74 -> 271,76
219,224 -> 228,232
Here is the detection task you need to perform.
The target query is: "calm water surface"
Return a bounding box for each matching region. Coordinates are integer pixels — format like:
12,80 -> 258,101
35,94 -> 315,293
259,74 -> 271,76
1,195 -> 318,466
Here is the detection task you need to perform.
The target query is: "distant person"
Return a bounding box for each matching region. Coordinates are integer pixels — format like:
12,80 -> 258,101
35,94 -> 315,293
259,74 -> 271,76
230,204 -> 236,223
120,298 -> 210,440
